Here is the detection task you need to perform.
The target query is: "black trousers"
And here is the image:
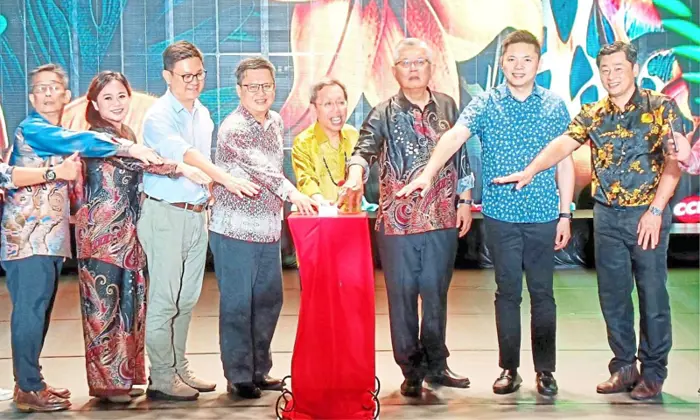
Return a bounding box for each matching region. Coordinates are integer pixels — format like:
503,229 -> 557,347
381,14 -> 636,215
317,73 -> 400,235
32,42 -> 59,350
484,216 -> 557,373
377,227 -> 458,380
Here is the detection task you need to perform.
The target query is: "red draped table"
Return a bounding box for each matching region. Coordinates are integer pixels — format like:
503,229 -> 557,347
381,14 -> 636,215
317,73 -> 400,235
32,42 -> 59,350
280,213 -> 378,419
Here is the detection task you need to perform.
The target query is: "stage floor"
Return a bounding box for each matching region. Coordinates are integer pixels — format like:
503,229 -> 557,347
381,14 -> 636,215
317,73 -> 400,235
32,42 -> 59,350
0,268 -> 698,419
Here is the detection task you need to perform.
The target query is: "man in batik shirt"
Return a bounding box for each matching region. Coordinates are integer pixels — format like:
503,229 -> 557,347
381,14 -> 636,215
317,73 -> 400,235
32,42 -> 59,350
495,41 -> 684,401
338,38 -> 474,398
210,56 -> 316,399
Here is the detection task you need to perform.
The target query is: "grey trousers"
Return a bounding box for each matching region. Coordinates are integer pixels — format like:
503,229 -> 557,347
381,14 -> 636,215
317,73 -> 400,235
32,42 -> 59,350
137,198 -> 208,380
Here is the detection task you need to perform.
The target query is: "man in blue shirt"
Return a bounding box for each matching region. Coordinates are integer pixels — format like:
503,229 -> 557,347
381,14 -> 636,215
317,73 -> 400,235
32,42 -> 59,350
398,30 -> 575,396
138,41 -> 259,402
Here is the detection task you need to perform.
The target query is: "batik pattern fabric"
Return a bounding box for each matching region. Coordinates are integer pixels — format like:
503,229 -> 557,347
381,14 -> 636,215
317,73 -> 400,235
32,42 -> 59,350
210,106 -> 296,243
0,112 -> 121,261
349,90 -> 474,235
75,125 -> 176,396
566,88 -> 685,207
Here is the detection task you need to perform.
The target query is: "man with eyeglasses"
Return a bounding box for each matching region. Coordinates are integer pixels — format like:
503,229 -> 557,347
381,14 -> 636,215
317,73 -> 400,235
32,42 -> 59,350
337,38 -> 474,398
209,56 -> 316,399
138,40 -> 260,401
291,78 -> 358,203
2,64 -> 160,412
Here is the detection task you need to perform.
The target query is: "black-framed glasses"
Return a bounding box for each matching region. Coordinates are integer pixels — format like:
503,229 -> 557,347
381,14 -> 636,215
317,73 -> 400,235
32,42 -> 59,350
240,83 -> 275,93
395,58 -> 430,69
171,70 -> 207,83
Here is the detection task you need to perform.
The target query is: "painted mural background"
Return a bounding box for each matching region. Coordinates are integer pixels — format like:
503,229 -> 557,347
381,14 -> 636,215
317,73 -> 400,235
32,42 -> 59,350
0,0 -> 698,210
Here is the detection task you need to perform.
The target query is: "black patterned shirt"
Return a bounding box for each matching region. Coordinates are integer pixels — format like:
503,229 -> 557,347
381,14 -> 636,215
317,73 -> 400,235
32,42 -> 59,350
349,90 -> 474,235
566,88 -> 684,208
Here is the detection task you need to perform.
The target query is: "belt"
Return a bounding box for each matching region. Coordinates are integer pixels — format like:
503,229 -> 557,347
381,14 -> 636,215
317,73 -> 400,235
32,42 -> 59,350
146,195 -> 207,213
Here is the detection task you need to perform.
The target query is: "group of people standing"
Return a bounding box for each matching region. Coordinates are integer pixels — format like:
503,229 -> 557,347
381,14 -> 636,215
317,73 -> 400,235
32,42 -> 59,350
0,29 -> 697,413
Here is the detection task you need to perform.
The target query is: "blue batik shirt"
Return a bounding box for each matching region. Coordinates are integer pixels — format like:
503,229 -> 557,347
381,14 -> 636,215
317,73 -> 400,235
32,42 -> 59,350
456,83 -> 570,223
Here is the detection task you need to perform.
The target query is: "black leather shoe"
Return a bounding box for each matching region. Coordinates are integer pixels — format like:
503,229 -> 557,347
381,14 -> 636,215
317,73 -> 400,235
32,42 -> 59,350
227,382 -> 262,399
493,369 -> 522,395
400,379 -> 422,398
424,368 -> 470,388
254,375 -> 283,391
536,371 -> 558,396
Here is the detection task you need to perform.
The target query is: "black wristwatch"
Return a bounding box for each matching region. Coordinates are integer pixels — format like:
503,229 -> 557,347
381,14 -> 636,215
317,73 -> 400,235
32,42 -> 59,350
457,198 -> 473,208
559,212 -> 573,219
44,168 -> 57,182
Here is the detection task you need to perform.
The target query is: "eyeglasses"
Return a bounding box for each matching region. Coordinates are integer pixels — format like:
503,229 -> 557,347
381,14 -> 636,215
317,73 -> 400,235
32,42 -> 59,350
171,70 -> 207,83
31,84 -> 65,95
240,83 -> 275,93
395,58 -> 430,69
315,100 -> 347,111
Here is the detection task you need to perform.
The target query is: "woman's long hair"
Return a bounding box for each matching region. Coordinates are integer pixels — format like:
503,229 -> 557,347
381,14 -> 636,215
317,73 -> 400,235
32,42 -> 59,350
85,71 -> 136,141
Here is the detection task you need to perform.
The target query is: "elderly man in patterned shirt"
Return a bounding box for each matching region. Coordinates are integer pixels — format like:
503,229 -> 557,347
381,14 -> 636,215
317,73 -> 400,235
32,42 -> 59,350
495,41 -> 684,401
210,56 -> 317,399
339,38 -> 474,398
399,30 -> 575,397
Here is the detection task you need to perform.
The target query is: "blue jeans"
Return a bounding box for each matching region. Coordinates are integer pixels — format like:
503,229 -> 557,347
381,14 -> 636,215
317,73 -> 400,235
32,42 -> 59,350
377,227 -> 458,380
209,232 -> 283,385
2,255 -> 64,392
593,203 -> 672,383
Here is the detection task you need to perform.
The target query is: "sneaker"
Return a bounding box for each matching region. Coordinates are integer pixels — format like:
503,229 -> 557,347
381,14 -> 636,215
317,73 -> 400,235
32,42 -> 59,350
177,369 -> 216,393
146,376 -> 199,401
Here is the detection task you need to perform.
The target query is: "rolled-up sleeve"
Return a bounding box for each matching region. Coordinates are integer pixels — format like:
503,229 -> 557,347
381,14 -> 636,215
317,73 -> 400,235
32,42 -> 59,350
142,113 -> 192,162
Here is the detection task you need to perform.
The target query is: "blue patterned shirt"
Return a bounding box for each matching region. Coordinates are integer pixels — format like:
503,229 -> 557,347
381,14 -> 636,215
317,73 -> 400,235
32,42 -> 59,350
456,84 -> 570,223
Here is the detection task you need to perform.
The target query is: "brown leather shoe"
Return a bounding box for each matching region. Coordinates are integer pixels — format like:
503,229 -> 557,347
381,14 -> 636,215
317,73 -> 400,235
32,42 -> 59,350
13,388 -> 71,413
14,383 -> 71,400
596,365 -> 640,394
630,380 -> 663,400
45,384 -> 71,399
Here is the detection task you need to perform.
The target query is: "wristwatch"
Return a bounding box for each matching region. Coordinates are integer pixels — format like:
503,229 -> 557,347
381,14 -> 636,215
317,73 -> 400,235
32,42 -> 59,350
648,205 -> 663,216
457,198 -> 473,208
43,168 -> 57,182
559,212 -> 573,219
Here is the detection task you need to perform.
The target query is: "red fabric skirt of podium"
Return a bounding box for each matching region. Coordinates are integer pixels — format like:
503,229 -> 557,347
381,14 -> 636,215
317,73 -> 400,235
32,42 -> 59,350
282,213 -> 377,419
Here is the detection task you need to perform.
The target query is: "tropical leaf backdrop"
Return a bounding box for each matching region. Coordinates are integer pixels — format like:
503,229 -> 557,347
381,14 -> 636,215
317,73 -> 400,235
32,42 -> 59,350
0,0 -> 697,205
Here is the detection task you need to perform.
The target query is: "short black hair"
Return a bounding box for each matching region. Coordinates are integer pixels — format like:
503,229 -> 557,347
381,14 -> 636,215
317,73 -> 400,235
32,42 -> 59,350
162,41 -> 204,71
501,30 -> 541,58
596,41 -> 637,67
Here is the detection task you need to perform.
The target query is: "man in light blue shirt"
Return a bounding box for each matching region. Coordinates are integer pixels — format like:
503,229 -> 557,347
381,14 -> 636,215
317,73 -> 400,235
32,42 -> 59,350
399,30 -> 575,397
137,41 -> 259,402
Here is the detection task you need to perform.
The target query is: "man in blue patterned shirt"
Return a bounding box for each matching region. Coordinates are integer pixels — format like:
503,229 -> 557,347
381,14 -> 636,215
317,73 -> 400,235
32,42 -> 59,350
399,30 -> 575,396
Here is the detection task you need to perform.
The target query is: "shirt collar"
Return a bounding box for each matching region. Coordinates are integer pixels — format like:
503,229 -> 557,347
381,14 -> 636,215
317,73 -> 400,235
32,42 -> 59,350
604,86 -> 642,114
395,88 -> 437,112
313,122 -> 350,146
495,82 -> 544,101
237,105 -> 274,130
165,89 -> 203,115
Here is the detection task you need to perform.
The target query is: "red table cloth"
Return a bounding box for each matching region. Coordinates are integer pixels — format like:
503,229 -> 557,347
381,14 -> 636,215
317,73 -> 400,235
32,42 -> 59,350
282,213 -> 377,419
